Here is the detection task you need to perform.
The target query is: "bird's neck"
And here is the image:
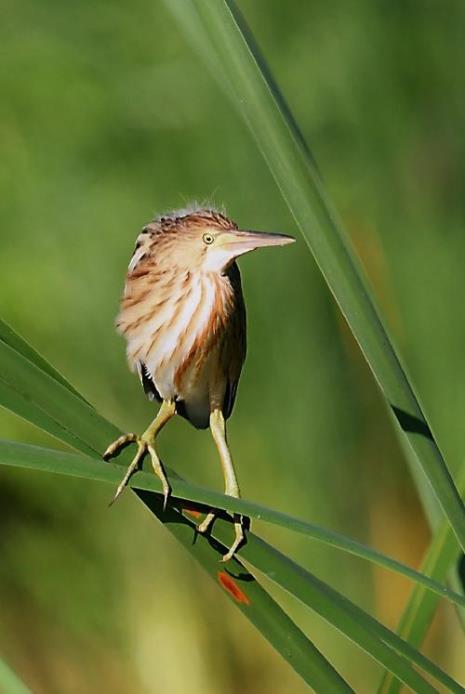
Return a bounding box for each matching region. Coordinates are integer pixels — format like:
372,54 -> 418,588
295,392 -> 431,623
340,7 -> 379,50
197,268 -> 238,328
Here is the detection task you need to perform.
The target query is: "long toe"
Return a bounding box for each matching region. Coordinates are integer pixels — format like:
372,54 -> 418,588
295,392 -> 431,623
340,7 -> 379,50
221,515 -> 246,562
103,433 -> 138,460
147,443 -> 172,512
162,481 -> 172,512
221,534 -> 244,563
198,510 -> 217,534
109,477 -> 130,506
109,440 -> 146,505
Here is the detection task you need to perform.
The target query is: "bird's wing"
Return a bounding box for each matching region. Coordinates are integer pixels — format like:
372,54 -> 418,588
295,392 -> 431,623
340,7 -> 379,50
222,263 -> 247,420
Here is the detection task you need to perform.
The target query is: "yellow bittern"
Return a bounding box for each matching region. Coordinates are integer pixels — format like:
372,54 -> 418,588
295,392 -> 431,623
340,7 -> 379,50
104,206 -> 294,560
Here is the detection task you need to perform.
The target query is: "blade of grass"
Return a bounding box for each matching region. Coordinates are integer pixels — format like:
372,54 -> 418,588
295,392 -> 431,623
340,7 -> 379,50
224,535 -> 462,693
0,338 -> 107,457
3,439 -> 465,691
0,319 -> 88,404
378,464 -> 465,694
169,0 -> 465,664
0,441 -> 450,693
176,0 -> 465,661
0,7 -> 461,689
3,2 -> 464,676
0,439 -> 454,689
193,0 -> 465,677
1,439 -> 465,612
147,498 -> 355,693
166,0 -> 465,557
0,657 -> 31,694
397,437 -> 465,619
136,468 -> 459,692
1,313 -> 460,686
147,495 -> 441,693
0,339 -> 460,691
0,365 -> 349,690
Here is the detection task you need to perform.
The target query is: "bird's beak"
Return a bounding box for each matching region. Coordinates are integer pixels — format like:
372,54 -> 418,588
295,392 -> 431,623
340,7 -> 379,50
220,229 -> 295,256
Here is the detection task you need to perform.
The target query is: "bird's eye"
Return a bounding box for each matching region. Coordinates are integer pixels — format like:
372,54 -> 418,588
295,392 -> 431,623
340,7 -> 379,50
203,233 -> 215,245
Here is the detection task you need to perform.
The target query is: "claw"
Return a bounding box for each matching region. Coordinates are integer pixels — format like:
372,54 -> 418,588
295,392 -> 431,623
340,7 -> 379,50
220,514 -> 246,562
103,435 -> 171,510
103,433 -> 137,461
197,509 -> 247,561
147,443 -> 171,511
198,510 -> 216,535
107,441 -> 146,505
108,480 -> 128,507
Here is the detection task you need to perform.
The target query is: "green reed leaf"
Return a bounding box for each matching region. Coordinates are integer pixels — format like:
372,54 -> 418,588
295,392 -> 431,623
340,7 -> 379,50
169,0 -> 465,559
378,464 -> 465,694
0,657 -> 31,694
0,328 -> 460,691
0,329 -> 350,691
1,439 -> 464,613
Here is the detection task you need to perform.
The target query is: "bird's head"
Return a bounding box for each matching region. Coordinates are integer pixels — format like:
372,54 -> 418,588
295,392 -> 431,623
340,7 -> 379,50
143,206 -> 295,274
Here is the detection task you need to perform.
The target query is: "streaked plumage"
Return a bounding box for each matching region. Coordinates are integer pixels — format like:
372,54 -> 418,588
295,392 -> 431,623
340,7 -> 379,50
104,205 -> 294,561
116,209 -> 246,429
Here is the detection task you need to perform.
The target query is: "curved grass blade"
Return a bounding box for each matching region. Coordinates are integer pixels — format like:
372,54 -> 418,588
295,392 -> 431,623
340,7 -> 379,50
0,657 -> 31,694
0,5 -> 460,692
0,319 -> 88,404
378,464 -> 465,694
0,344 -> 350,691
149,495 -> 441,693
0,338 -> 106,457
0,439 -> 450,693
0,330 -> 458,689
2,439 -> 465,612
182,0 -> 465,659
148,468 -> 459,692
171,0 -> 465,665
4,6 -> 465,676
168,0 -> 465,557
228,537 -> 460,693
137,479 -> 354,693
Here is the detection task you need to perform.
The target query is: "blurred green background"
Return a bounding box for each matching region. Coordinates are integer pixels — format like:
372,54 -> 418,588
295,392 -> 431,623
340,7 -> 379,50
1,0 -> 465,691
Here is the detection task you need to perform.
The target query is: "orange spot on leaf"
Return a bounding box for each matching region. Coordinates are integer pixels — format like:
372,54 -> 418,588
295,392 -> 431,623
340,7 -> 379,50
183,507 -> 202,519
217,571 -> 250,605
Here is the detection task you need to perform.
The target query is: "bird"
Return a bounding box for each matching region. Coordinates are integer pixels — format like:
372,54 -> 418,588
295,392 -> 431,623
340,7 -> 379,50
103,205 -> 295,561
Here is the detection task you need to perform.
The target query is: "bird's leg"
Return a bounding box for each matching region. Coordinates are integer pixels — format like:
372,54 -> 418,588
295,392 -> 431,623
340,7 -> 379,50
103,400 -> 176,508
198,408 -> 246,562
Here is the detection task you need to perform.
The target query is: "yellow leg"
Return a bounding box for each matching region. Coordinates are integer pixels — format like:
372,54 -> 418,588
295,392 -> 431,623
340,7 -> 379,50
198,408 -> 246,561
103,400 -> 176,509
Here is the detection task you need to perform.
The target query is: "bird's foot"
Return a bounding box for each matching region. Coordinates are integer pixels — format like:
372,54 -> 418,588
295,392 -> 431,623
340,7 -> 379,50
197,509 -> 216,535
198,509 -> 248,562
103,434 -> 171,509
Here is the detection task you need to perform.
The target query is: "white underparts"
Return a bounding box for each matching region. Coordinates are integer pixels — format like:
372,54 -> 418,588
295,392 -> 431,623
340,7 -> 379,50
126,274 -> 227,415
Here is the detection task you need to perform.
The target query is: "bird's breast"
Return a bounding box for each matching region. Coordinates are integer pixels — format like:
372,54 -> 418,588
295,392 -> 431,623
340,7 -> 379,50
118,271 -> 236,411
